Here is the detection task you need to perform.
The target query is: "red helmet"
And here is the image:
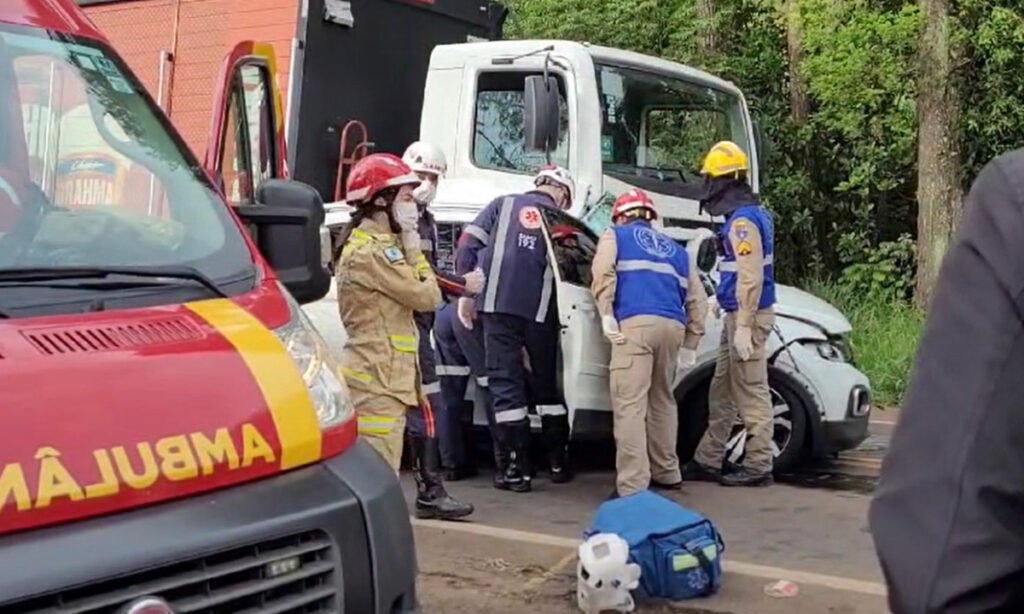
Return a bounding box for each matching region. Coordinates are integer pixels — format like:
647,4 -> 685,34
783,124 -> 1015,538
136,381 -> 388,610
345,153 -> 420,205
612,189 -> 657,220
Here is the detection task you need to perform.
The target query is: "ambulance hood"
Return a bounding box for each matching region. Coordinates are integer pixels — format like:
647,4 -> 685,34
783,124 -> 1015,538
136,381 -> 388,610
0,284 -> 345,535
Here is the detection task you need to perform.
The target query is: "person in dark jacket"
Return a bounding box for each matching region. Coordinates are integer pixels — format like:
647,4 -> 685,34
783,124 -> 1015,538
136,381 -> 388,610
454,165 -> 576,493
869,148 -> 1024,612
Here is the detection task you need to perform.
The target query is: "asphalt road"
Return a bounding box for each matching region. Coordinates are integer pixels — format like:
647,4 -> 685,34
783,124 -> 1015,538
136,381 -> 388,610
303,284 -> 894,613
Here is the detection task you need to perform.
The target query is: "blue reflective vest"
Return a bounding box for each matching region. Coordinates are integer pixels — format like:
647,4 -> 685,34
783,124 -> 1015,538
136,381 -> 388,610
613,221 -> 689,325
716,205 -> 776,312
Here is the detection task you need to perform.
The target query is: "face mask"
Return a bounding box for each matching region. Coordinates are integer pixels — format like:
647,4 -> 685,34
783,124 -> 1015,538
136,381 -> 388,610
392,196 -> 420,232
413,181 -> 436,205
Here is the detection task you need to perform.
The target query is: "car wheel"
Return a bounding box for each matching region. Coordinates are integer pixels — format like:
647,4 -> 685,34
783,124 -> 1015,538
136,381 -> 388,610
676,368 -> 809,474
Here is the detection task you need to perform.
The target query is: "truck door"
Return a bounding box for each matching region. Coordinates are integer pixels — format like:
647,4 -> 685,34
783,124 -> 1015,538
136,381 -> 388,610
204,42 -> 287,205
539,207 -> 613,420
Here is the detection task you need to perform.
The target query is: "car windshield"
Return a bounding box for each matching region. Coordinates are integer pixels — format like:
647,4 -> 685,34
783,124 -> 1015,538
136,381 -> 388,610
0,25 -> 252,286
595,62 -> 749,186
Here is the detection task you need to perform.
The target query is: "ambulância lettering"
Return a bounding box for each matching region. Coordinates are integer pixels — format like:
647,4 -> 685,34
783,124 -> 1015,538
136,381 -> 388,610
0,423 -> 277,513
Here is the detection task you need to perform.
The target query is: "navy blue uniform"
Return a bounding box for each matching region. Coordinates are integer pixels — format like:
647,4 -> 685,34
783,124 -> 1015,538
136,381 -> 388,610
456,191 -> 571,489
409,206 -> 472,443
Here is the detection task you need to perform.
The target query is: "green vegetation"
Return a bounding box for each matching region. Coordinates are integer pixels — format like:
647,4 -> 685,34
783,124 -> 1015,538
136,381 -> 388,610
809,281 -> 924,407
505,0 -> 1024,401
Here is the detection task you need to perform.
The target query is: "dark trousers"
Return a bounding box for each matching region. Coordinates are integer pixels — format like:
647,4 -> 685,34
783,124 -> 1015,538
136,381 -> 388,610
482,312 -> 569,464
434,303 -> 493,468
406,312 -> 440,440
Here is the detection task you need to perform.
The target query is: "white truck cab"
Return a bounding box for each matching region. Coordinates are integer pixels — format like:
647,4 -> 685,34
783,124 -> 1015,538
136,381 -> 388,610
325,39 -> 871,471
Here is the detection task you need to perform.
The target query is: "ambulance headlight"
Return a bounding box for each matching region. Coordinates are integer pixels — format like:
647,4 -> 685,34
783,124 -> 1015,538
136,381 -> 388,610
274,284 -> 355,430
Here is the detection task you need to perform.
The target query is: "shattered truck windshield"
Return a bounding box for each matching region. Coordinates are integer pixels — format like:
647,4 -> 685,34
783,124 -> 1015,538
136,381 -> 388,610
595,62 -> 749,188
0,24 -> 252,306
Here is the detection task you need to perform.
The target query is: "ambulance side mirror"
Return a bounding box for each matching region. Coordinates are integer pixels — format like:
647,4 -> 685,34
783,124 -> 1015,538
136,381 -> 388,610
696,237 -> 719,273
240,179 -> 331,304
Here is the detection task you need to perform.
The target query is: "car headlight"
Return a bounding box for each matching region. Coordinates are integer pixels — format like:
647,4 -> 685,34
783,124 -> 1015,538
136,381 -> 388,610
273,284 -> 354,430
806,338 -> 852,363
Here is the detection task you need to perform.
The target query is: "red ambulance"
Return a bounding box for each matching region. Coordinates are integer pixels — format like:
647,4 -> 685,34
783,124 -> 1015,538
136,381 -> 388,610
0,1 -> 418,612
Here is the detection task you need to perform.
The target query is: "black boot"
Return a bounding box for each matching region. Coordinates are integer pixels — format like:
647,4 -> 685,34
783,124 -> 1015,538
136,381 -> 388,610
682,461 -> 722,483
493,421 -> 532,493
444,420 -> 480,481
542,415 -> 573,484
410,436 -> 474,520
720,466 -> 774,487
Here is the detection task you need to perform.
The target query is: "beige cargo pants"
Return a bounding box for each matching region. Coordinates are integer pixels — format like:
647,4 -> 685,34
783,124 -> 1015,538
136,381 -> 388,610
694,310 -> 775,474
610,315 -> 688,496
353,389 -> 408,473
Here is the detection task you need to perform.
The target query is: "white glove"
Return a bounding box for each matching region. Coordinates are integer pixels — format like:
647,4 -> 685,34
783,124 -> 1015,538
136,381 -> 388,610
463,268 -> 485,295
394,200 -> 419,233
733,324 -> 753,361
457,297 -> 476,330
712,301 -> 722,319
678,348 -> 697,370
601,315 -> 626,345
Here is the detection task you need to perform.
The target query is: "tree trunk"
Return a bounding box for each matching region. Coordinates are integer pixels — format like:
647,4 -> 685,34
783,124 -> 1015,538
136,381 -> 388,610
696,0 -> 719,56
785,0 -> 809,125
915,0 -> 963,309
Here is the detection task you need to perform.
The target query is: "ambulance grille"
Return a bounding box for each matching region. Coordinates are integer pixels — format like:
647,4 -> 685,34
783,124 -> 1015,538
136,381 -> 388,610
7,530 -> 339,613
22,317 -> 202,355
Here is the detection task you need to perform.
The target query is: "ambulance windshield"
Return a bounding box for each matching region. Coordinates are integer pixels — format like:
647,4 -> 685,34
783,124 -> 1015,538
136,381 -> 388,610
0,25 -> 252,288
595,63 -> 750,189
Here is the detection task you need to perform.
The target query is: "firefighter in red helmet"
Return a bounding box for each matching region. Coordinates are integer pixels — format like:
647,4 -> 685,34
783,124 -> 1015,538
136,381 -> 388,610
335,153 -> 473,520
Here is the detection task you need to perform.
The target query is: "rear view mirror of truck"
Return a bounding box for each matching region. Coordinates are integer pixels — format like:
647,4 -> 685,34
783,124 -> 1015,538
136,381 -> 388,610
524,75 -> 561,152
239,179 -> 331,304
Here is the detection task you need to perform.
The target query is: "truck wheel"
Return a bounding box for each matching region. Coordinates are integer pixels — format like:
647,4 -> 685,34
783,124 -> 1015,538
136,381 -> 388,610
676,368 -> 809,474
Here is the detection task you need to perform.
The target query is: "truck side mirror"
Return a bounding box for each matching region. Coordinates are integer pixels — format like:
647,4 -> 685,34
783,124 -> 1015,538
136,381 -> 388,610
524,75 -> 560,152
239,179 -> 331,304
752,114 -> 770,190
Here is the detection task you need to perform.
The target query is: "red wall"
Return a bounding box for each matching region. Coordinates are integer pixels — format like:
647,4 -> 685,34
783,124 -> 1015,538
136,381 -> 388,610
84,0 -> 298,161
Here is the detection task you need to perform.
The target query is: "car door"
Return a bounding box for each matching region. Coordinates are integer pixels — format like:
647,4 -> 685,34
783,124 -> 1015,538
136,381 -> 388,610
539,207 -> 613,419
204,42 -> 287,206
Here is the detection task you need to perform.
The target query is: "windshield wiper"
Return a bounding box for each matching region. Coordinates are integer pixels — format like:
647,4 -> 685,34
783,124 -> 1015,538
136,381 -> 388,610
0,265 -> 229,298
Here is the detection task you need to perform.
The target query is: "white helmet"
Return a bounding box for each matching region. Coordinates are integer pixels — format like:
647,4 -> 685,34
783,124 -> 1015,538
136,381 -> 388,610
534,164 -> 574,198
402,141 -> 448,177
576,534 -> 641,614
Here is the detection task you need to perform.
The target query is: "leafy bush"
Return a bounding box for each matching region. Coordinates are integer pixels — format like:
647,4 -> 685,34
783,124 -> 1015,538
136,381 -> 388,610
837,233 -> 916,301
810,279 -> 923,406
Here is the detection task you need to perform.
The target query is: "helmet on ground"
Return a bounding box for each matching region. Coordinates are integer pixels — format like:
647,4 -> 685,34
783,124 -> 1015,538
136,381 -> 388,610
402,141 -> 448,177
700,141 -> 749,178
534,164 -> 574,198
611,189 -> 657,220
345,153 -> 420,205
576,533 -> 641,614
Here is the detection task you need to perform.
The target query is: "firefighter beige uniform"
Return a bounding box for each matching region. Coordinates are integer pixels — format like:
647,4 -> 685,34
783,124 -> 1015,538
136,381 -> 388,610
592,224 -> 708,496
694,218 -> 776,474
336,218 -> 441,471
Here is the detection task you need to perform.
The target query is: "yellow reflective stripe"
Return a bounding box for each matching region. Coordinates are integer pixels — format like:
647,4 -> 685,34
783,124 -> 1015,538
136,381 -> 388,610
352,229 -> 374,242
340,367 -> 373,384
187,299 -> 322,470
358,416 -> 396,435
389,335 -> 418,353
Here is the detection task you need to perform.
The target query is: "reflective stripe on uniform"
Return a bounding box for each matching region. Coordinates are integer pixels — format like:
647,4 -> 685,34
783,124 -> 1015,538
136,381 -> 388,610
436,365 -> 472,376
340,367 -> 374,384
413,253 -> 431,273
476,376 -> 489,387
719,253 -> 774,272
484,197 -> 513,313
358,416 -> 396,435
616,259 -> 686,287
495,407 -> 529,423
535,263 -> 554,323
537,404 -> 568,416
421,381 -> 441,394
464,223 -> 490,245
390,335 -> 418,353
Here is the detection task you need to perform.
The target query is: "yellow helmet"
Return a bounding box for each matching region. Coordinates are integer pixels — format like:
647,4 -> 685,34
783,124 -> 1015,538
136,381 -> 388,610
700,141 -> 749,177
